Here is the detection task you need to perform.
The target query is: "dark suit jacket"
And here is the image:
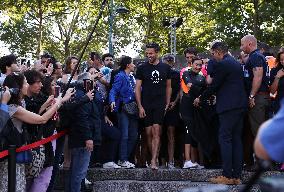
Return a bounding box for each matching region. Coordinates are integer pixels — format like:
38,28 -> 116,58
201,54 -> 248,114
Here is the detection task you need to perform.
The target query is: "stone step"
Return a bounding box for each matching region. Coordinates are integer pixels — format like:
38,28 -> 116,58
87,168 -> 283,183
55,168 -> 284,190
92,180 -> 260,192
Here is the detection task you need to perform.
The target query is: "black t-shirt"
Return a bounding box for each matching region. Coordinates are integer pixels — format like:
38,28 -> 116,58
245,49 -> 269,93
136,61 -> 171,108
182,70 -> 206,99
170,68 -> 180,101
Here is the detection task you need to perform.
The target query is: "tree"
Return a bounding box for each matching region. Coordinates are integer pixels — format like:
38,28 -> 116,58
0,0 -> 68,56
1,0 -> 283,60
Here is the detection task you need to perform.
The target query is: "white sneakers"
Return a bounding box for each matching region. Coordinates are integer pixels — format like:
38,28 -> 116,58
103,162 -> 121,169
195,164 -> 205,169
85,178 -> 92,185
103,161 -> 136,169
183,160 -> 198,169
118,161 -> 136,169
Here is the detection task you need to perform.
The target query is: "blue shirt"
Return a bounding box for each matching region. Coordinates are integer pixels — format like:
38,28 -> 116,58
0,104 -> 8,112
245,49 -> 269,93
109,71 -> 135,111
260,99 -> 284,162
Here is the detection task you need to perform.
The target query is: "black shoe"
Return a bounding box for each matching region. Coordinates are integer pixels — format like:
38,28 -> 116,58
89,162 -> 102,168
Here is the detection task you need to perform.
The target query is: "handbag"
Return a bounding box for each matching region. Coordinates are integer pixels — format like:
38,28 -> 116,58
16,150 -> 33,164
25,145 -> 45,179
122,101 -> 138,116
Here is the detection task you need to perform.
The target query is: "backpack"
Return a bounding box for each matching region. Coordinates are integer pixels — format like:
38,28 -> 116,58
0,109 -> 23,152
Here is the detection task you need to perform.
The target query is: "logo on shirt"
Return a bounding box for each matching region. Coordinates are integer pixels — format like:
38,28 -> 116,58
151,70 -> 161,84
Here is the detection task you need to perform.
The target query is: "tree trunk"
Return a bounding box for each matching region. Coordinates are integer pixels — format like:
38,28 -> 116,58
64,37 -> 70,58
36,0 -> 43,57
252,0 -> 261,39
144,0 -> 153,44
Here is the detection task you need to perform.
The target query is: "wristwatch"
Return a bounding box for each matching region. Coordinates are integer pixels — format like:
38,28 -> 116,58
249,95 -> 255,99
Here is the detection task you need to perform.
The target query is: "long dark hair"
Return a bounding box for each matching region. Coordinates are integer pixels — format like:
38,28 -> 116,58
3,73 -> 25,106
41,76 -> 54,96
64,56 -> 79,74
275,51 -> 284,69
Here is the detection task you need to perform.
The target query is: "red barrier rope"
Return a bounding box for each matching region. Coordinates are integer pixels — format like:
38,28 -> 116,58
0,130 -> 67,159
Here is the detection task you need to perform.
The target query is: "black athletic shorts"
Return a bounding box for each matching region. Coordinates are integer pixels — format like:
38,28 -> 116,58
144,107 -> 165,127
184,122 -> 198,148
164,105 -> 180,127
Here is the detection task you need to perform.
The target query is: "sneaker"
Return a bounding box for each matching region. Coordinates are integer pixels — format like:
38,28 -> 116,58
90,162 -> 102,168
120,161 -> 135,169
117,160 -> 124,166
103,162 -> 121,169
168,162 -> 175,169
85,178 -> 92,185
194,163 -> 204,169
183,160 -> 198,169
209,176 -> 235,185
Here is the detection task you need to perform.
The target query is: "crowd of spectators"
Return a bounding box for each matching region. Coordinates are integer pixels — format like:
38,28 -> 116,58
0,35 -> 284,191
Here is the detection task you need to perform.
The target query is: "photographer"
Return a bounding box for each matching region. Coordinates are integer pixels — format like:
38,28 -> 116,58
67,72 -> 99,192
23,70 -> 59,192
56,56 -> 79,170
0,73 -> 73,192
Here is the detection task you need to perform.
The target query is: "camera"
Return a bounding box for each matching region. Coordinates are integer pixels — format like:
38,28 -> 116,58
0,86 -> 20,100
54,85 -> 61,98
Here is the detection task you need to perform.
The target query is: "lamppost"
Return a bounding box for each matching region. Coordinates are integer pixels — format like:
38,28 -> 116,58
108,0 -> 130,55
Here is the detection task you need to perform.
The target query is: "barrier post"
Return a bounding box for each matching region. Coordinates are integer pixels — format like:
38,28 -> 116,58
8,145 -> 16,192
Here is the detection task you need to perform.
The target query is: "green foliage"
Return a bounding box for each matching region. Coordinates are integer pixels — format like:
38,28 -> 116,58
0,0 -> 283,61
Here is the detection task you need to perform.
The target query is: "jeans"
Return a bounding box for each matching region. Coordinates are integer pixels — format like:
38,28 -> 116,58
218,108 -> 245,178
117,111 -> 138,161
101,119 -> 121,163
67,147 -> 91,192
46,135 -> 65,192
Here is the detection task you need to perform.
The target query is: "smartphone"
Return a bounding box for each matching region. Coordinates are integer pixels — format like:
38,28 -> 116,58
83,79 -> 93,92
54,85 -> 61,98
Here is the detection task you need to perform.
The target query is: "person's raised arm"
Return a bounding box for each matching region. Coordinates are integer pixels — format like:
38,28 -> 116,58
14,100 -> 62,125
14,89 -> 74,124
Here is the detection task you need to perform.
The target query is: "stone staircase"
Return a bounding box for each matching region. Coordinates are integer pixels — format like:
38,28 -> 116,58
55,168 -> 284,192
